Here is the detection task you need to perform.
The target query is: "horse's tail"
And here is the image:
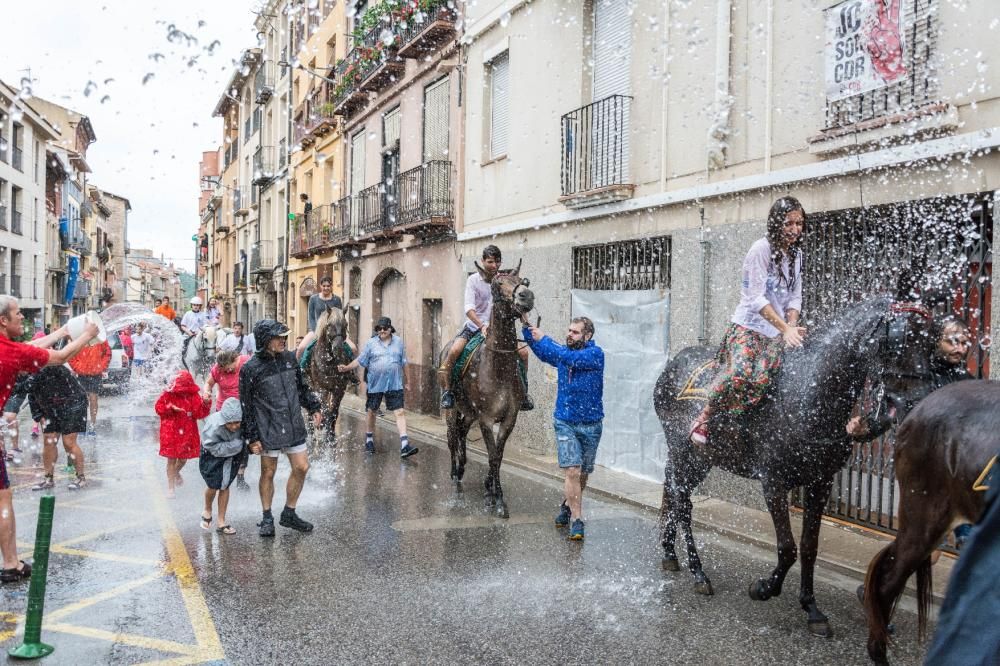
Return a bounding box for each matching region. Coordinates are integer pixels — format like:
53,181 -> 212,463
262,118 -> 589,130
915,556 -> 933,642
863,545 -> 896,654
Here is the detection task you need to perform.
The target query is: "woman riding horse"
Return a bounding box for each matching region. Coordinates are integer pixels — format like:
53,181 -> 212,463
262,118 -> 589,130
690,197 -> 807,447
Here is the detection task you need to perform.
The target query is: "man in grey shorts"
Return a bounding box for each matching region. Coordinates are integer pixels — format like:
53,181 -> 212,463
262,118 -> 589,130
240,319 -> 323,537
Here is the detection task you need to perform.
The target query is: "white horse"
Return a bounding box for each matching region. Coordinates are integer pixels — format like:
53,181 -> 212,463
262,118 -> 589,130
183,326 -> 232,379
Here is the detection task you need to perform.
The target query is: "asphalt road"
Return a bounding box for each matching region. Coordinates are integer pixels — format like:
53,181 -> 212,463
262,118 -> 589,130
0,395 -> 930,665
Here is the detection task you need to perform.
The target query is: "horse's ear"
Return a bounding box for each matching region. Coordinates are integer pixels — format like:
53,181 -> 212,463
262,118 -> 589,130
511,258 -> 522,277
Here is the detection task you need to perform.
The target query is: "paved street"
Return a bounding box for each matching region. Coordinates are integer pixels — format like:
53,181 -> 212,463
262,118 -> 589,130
0,395 -> 930,665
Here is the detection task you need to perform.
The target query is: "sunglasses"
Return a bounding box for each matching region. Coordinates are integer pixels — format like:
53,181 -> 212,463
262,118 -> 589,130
375,326 -> 390,332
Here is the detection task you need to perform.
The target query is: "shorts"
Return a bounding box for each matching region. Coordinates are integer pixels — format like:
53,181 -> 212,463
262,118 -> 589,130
366,389 -> 404,412
3,391 -> 27,415
132,359 -> 147,367
456,327 -> 481,342
76,375 -> 102,393
554,418 -> 603,474
261,443 -> 308,458
43,405 -> 87,435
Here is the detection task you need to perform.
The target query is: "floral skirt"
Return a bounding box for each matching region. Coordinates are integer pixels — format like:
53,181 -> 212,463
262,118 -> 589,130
708,324 -> 784,414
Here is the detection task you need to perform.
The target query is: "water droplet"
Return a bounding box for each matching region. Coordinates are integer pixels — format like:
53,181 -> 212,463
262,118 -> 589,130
142,73 -> 155,85
499,11 -> 511,27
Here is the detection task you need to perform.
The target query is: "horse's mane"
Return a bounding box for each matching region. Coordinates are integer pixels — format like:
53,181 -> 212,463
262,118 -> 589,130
807,295 -> 892,353
316,308 -> 346,342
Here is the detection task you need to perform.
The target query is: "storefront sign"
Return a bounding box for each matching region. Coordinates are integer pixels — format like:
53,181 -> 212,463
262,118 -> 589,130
825,0 -> 907,101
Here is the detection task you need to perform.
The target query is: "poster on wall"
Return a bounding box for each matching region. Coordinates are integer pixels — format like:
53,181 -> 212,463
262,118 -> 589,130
825,0 -> 908,101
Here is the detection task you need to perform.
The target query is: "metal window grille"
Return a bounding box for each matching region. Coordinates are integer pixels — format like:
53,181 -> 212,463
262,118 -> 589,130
825,0 -> 938,129
572,237 -> 671,291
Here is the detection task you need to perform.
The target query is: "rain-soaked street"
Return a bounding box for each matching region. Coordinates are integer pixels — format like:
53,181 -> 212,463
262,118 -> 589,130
0,395 -> 929,665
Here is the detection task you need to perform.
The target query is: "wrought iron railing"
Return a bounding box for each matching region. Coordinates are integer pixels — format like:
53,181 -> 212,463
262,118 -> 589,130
396,0 -> 457,51
250,240 -> 274,274
253,146 -> 275,184
356,182 -> 386,235
331,195 -> 354,240
560,95 -> 633,196
255,62 -> 275,104
397,160 -> 452,226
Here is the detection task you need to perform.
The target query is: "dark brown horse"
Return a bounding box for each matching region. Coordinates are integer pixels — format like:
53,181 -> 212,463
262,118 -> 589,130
862,380 -> 999,664
308,308 -> 356,438
653,296 -> 936,637
443,261 -> 534,518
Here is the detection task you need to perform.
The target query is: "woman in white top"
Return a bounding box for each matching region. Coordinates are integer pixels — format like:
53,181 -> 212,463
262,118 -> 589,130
691,196 -> 807,446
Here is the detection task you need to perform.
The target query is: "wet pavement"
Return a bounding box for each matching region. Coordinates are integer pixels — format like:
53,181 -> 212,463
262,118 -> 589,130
1,395 -> 930,664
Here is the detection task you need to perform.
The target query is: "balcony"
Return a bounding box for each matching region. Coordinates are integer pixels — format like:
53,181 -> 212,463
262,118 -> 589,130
252,146 -> 276,184
255,62 -> 275,104
396,161 -> 453,231
234,188 -> 248,217
396,2 -> 458,59
559,95 -> 634,209
12,146 -> 23,172
97,243 -> 111,263
294,85 -> 338,146
215,211 -> 230,233
233,262 -> 248,291
355,27 -> 405,95
249,240 -> 275,275
290,205 -> 330,258
11,210 -> 22,235
331,53 -> 369,117
223,141 -> 239,170
74,277 -> 89,300
356,182 -> 387,237
70,229 -> 92,255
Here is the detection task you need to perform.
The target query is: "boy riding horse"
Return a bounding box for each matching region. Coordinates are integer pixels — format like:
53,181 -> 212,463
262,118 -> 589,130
438,245 -> 533,411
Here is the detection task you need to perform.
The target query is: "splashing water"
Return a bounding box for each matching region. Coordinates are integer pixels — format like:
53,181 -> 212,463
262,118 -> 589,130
99,303 -> 184,404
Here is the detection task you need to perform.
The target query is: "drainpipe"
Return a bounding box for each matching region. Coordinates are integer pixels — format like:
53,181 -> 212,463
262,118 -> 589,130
764,0 -> 774,173
282,12 -> 293,323
659,0 -> 670,191
698,207 -> 711,346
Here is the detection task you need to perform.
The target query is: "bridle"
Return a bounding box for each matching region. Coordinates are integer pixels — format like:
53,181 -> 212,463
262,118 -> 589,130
489,274 -> 534,353
877,302 -> 934,382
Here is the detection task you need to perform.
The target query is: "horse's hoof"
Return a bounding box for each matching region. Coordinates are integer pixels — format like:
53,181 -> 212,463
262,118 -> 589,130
693,580 -> 714,596
808,620 -> 833,638
497,503 -> 509,519
662,556 -> 680,572
749,580 -> 771,601
867,642 -> 889,665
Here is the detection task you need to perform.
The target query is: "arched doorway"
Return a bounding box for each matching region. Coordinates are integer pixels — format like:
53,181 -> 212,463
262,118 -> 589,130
374,268 -> 405,335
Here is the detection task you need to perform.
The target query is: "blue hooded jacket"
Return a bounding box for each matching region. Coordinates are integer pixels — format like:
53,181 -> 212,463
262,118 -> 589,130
523,326 -> 604,424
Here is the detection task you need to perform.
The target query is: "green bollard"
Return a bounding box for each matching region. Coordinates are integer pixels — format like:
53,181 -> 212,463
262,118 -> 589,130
8,495 -> 56,659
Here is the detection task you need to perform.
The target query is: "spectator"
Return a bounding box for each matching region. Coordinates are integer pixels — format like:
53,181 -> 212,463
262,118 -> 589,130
229,321 -> 255,356
155,370 -> 211,498
119,326 -> 134,366
154,297 -> 177,322
3,374 -> 33,462
131,322 -> 155,376
199,398 -> 247,535
206,298 -> 222,327
68,340 -> 112,437
27,365 -> 90,491
203,341 -> 252,491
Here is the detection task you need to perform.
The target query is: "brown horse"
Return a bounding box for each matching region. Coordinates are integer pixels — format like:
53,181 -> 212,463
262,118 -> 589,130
862,380 -> 999,664
308,308 -> 356,438
443,261 -> 534,518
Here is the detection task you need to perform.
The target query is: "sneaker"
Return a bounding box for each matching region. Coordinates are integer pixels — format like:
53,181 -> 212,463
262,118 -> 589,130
400,444 -> 419,458
440,390 -> 455,409
67,476 -> 88,491
520,394 -> 535,411
258,516 -> 275,537
31,476 -> 55,492
279,509 -> 314,533
86,428 -> 97,438
31,424 -> 39,438
568,518 -> 585,541
236,475 -> 251,492
365,439 -> 375,454
555,502 -> 571,527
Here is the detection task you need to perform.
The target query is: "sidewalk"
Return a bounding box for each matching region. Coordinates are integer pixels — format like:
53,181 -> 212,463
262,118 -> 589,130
341,394 -> 955,602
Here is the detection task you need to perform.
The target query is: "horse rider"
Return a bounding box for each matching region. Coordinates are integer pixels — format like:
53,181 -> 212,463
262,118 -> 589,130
690,197 -> 807,447
438,244 -> 533,411
180,296 -> 208,360
295,275 -> 348,362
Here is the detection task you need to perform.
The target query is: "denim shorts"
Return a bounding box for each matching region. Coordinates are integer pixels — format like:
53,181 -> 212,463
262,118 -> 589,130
554,418 -> 603,474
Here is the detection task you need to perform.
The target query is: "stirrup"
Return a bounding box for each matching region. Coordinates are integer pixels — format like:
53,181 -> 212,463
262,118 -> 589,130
440,390 -> 455,409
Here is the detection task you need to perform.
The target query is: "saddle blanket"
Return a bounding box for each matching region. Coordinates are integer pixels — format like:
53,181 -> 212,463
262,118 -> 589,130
675,359 -> 718,403
300,339 -> 353,371
451,332 -> 485,386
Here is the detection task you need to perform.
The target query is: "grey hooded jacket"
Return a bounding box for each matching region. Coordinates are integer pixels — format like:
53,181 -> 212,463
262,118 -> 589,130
200,398 -> 245,459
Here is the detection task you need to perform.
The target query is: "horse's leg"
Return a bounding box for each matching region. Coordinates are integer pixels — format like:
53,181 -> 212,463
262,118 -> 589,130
447,413 -> 462,481
478,419 -> 498,508
749,482 -> 797,601
864,490 -> 949,664
490,417 -> 517,519
798,477 -> 836,638
674,459 -> 714,595
457,412 -> 473,480
659,474 -> 680,572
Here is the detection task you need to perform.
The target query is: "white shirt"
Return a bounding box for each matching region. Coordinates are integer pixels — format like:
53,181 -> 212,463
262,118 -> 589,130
181,309 -> 207,334
233,334 -> 255,355
463,273 -> 493,332
730,238 -> 803,339
132,332 -> 154,360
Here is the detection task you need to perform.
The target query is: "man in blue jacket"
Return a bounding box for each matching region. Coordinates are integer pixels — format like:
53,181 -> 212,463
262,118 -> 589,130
524,316 -> 604,541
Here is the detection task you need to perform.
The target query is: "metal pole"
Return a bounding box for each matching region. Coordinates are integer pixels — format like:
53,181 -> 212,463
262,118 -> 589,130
8,495 -> 56,659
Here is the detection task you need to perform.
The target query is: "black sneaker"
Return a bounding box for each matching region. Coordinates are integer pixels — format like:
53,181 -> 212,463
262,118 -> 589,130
400,444 -> 419,458
279,510 -> 314,533
520,394 -> 535,411
555,502 -> 571,527
258,516 -> 275,537
236,475 -> 251,492
440,390 -> 455,409
365,439 -> 375,454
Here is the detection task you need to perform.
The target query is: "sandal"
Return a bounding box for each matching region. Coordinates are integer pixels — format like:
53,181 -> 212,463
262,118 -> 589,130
31,476 -> 55,492
0,561 -> 32,583
200,514 -> 212,530
216,525 -> 236,535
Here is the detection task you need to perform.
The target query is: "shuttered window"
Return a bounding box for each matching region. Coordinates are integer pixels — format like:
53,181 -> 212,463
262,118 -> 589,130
423,77 -> 450,162
350,131 -> 366,194
593,0 -> 632,100
383,106 -> 401,148
488,51 -> 510,159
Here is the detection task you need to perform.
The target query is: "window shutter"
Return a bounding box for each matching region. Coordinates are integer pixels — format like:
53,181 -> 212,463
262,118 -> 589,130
593,0 -> 632,100
489,52 -> 510,159
383,107 -> 401,148
423,77 -> 450,163
350,131 -> 366,195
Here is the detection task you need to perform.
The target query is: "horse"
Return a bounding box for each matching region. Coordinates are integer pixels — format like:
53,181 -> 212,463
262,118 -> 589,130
442,260 -> 534,519
862,380 -> 999,664
652,295 -> 936,638
306,307 -> 356,438
182,325 -> 228,379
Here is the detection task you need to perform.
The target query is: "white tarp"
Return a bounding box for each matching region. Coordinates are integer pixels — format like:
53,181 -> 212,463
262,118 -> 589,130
571,289 -> 669,482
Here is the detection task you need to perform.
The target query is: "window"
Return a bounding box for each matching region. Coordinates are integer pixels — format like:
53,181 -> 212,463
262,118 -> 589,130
487,51 -> 510,159
350,131 -> 366,194
423,77 -> 450,162
572,237 -> 671,291
383,107 -> 401,149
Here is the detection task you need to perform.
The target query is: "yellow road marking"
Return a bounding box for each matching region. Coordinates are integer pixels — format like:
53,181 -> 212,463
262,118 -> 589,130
144,461 -> 225,660
52,519 -> 150,549
45,572 -> 164,622
16,541 -> 162,566
42,623 -> 201,657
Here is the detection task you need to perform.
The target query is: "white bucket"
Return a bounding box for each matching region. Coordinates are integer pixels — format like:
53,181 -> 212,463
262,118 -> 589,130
66,311 -> 108,346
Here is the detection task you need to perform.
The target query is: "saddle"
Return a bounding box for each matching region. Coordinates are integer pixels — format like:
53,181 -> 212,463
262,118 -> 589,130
451,332 -> 486,386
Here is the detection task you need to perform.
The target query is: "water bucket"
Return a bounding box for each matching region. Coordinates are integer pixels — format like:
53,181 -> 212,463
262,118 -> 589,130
65,311 -> 108,346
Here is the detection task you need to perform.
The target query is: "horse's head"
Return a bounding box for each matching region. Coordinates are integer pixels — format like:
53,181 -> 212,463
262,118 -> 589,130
203,326 -> 218,346
875,301 -> 938,415
317,308 -> 347,348
479,258 -> 534,318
